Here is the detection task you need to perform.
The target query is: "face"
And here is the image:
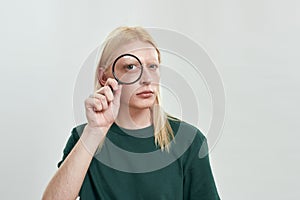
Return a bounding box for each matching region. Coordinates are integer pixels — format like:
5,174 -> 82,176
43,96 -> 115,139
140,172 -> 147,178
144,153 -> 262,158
104,41 -> 160,111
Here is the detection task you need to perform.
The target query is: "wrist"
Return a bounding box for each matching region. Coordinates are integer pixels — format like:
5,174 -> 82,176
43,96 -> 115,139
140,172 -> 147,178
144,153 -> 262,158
85,124 -> 110,135
80,124 -> 110,156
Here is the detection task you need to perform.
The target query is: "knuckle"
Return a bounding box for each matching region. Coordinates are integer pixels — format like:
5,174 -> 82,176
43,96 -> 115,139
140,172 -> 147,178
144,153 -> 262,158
96,103 -> 102,109
100,95 -> 106,101
107,95 -> 113,102
108,77 -> 114,82
103,86 -> 110,93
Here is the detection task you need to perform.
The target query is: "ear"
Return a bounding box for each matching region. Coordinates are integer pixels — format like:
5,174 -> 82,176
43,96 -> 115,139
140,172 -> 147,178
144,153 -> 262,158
98,68 -> 108,86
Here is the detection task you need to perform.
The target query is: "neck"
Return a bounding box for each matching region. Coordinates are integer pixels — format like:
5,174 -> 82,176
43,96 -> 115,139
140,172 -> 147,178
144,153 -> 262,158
115,105 -> 152,129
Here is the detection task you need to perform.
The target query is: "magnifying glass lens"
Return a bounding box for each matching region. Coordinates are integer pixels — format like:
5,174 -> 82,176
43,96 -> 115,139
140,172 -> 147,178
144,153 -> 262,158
112,54 -> 143,84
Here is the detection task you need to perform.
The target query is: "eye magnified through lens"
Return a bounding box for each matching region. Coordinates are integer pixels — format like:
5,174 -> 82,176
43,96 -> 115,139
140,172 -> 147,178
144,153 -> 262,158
112,53 -> 143,85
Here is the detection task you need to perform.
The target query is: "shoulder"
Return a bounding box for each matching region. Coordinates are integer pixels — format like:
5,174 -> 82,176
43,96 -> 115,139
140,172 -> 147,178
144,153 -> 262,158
167,115 -> 207,143
167,115 -> 208,158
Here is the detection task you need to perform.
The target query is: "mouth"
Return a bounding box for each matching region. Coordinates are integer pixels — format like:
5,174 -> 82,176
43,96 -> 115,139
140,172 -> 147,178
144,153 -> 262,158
136,90 -> 154,98
136,90 -> 154,95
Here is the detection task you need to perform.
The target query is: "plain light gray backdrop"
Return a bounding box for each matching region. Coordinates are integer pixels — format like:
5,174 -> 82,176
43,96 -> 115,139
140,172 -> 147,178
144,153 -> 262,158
1,0 -> 299,199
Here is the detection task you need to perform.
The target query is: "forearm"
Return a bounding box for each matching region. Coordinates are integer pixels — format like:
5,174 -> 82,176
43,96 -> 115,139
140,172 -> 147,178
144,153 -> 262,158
42,125 -> 109,200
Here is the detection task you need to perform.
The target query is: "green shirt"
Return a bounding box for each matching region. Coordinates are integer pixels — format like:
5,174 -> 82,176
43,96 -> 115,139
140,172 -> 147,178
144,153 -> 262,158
58,118 -> 220,200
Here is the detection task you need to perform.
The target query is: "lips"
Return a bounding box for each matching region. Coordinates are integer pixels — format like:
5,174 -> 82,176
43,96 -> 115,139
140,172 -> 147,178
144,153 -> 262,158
136,91 -> 154,98
136,90 -> 154,95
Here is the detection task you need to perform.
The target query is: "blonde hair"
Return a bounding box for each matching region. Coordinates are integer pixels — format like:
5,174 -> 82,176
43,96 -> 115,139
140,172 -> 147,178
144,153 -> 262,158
94,26 -> 176,151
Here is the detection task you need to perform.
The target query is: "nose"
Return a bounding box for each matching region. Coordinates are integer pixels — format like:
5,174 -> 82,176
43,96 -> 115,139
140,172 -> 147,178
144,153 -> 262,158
140,66 -> 152,85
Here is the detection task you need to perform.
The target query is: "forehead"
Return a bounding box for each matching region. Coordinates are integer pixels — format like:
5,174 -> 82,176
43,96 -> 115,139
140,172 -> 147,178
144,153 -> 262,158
114,41 -> 158,61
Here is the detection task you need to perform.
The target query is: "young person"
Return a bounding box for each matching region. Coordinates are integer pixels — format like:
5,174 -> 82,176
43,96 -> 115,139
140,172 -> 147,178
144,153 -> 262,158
42,26 -> 221,200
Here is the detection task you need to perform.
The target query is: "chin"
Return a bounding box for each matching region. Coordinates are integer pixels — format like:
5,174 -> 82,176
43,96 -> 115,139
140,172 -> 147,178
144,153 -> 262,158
130,98 -> 156,110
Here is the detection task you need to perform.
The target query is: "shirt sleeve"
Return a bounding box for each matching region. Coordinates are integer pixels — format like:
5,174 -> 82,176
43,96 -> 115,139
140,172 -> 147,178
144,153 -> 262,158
183,129 -> 221,200
57,126 -> 81,168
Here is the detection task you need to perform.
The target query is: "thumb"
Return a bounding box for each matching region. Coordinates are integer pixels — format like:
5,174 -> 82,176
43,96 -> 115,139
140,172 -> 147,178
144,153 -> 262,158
112,84 -> 122,105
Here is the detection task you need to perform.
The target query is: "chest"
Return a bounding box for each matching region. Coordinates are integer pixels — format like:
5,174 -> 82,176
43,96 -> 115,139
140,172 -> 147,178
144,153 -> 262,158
82,159 -> 184,200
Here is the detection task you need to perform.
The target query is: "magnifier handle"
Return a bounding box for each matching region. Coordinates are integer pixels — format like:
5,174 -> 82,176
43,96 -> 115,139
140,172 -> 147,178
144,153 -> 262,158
109,85 -> 114,93
109,83 -> 120,93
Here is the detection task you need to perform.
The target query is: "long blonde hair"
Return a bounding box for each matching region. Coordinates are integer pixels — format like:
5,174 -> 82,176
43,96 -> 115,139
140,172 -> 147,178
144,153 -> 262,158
94,26 -> 176,151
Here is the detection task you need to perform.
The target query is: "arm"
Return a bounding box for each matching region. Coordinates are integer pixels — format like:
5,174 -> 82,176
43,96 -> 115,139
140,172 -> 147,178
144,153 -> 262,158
183,131 -> 221,200
42,125 -> 108,200
42,79 -> 122,200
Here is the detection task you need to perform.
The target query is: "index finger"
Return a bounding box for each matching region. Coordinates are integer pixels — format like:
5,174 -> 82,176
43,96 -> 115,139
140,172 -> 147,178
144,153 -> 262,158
105,78 -> 119,91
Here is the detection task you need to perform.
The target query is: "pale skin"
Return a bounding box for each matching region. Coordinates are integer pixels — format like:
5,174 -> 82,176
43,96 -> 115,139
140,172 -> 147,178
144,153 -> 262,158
42,41 -> 160,200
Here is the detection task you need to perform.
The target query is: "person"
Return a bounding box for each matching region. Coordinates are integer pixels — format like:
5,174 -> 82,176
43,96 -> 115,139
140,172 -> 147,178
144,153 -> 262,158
42,26 -> 221,200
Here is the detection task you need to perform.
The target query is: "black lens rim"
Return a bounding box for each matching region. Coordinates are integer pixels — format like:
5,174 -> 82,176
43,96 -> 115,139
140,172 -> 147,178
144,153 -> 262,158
112,53 -> 143,85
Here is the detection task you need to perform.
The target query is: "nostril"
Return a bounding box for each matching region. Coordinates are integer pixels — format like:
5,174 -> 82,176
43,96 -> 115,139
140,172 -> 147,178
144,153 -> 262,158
141,76 -> 151,84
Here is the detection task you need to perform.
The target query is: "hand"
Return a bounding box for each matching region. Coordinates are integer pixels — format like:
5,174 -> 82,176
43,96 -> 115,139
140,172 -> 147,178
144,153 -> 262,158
84,78 -> 122,130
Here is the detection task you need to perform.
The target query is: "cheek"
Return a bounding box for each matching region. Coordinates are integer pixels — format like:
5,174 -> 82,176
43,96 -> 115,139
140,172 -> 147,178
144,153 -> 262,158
120,85 -> 138,102
152,73 -> 160,88
154,71 -> 161,82
154,74 -> 160,82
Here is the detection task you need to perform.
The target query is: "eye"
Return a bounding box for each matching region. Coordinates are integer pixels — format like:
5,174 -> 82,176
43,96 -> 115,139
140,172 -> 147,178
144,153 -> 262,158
125,64 -> 137,70
148,64 -> 158,70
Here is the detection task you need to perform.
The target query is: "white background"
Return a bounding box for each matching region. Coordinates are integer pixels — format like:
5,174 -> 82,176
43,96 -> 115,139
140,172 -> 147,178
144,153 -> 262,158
1,0 -> 299,199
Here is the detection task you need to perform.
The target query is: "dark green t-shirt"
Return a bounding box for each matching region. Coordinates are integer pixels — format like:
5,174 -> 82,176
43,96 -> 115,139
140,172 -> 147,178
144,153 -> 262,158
58,118 -> 220,200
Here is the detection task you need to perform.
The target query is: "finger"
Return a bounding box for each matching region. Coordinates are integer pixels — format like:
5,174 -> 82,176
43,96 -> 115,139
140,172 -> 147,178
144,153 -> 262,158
112,84 -> 122,105
85,97 -> 102,112
95,86 -> 114,102
104,78 -> 119,91
91,94 -> 108,110
98,95 -> 108,110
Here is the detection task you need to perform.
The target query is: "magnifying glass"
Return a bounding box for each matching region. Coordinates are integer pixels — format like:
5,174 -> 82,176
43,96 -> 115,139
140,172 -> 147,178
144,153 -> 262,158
112,53 -> 143,85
